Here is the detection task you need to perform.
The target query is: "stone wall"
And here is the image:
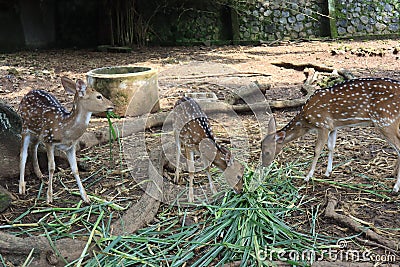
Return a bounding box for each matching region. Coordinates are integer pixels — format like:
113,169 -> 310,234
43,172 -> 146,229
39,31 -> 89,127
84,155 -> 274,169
335,0 -> 400,37
236,0 -> 329,41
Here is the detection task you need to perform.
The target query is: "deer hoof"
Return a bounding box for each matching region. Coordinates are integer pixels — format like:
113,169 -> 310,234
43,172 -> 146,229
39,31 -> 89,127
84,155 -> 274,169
34,170 -> 43,179
19,183 -> 26,194
393,184 -> 399,193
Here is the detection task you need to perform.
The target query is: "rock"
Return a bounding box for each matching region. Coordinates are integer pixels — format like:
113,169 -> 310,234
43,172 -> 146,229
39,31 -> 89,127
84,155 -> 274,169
338,19 -> 348,27
290,32 -> 299,39
265,24 -> 274,33
305,22 -> 313,28
351,18 -> 360,26
375,22 -> 386,31
0,186 -> 12,213
382,16 -> 390,23
0,103 -> 25,179
384,3 -> 393,12
293,22 -> 304,32
369,18 -> 376,25
273,10 -> 281,17
337,27 -> 347,35
389,23 -> 399,32
288,17 -> 296,24
296,13 -> 305,21
282,11 -> 290,18
304,8 -> 312,16
365,24 -> 374,33
367,5 -> 374,12
263,10 -> 272,17
360,16 -> 369,24
291,3 -> 299,10
347,25 -> 356,34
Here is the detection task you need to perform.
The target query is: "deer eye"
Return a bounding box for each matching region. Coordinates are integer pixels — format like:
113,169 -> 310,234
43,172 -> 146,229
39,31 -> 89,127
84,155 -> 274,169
96,95 -> 102,100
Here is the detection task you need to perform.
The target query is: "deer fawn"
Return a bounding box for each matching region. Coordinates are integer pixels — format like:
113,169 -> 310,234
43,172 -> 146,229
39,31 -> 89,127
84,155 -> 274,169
19,77 -> 114,204
262,78 -> 400,192
173,97 -> 244,202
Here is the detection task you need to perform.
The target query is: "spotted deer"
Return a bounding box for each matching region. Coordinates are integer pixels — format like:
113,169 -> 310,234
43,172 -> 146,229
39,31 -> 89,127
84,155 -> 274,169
261,78 -> 400,192
19,77 -> 114,204
173,97 -> 244,202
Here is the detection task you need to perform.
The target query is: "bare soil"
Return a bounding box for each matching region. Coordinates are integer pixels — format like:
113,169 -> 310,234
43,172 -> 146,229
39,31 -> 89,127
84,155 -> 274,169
1,39 -> 400,261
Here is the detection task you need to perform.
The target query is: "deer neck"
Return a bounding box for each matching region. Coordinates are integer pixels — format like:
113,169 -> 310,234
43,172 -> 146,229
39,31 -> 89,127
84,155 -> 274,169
277,114 -> 309,149
211,148 -> 228,171
62,102 -> 92,139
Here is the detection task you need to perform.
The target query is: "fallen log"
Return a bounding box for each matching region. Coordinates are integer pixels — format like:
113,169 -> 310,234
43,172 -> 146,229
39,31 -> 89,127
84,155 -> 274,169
271,61 -> 355,80
0,231 -> 86,267
225,81 -> 271,105
110,149 -> 163,235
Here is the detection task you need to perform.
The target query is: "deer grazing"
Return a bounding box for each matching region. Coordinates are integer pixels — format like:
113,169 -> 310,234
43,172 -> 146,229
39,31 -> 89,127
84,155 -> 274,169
261,78 -> 400,192
173,97 -> 244,202
19,77 -> 114,204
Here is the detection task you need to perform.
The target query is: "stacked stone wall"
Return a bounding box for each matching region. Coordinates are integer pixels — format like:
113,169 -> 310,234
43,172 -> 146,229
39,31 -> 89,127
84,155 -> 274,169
145,0 -> 400,45
335,0 -> 400,37
237,0 -> 327,41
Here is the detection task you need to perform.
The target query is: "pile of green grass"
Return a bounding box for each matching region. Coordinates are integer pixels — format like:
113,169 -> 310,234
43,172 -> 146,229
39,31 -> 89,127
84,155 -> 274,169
3,143 -> 345,267
79,163 -> 336,267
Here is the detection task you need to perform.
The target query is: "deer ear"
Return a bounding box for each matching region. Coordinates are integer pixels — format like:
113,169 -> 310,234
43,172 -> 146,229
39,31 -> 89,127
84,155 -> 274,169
61,77 -> 77,95
76,79 -> 87,97
267,116 -> 276,135
275,131 -> 286,143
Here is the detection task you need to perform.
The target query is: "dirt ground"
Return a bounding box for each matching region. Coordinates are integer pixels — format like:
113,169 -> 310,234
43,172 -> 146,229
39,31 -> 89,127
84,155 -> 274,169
1,38 -> 400,262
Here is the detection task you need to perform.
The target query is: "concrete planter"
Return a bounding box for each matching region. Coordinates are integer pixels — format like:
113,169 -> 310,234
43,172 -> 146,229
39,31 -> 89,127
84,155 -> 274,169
86,66 -> 160,117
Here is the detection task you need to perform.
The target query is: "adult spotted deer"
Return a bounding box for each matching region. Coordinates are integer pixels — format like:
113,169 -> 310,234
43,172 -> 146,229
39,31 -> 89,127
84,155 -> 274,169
261,78 -> 400,192
19,77 -> 114,204
173,97 -> 244,202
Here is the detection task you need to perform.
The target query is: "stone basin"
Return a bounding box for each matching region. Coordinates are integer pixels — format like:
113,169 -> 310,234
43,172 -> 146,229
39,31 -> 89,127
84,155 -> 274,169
86,66 -> 160,117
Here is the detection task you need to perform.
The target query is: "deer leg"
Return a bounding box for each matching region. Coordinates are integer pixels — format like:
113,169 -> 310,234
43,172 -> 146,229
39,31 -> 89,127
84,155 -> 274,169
305,129 -> 329,181
46,144 -> 55,204
19,133 -> 30,195
325,129 -> 337,177
32,140 -> 43,179
205,165 -> 217,195
66,146 -> 90,203
174,133 -> 181,184
393,156 -> 400,192
377,126 -> 400,192
186,149 -> 195,202
198,139 -> 218,194
394,159 -> 399,178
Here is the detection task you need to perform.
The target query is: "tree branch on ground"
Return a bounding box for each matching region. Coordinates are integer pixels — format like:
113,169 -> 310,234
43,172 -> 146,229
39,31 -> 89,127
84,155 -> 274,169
324,193 -> 399,251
